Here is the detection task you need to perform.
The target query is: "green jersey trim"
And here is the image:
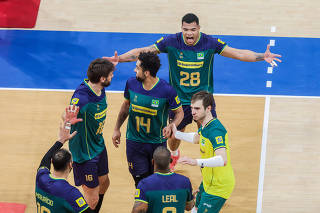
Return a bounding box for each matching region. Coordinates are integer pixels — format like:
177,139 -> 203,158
142,77 -> 160,91
135,199 -> 148,204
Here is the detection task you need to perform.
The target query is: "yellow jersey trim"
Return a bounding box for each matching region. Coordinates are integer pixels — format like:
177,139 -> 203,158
132,104 -> 157,116
153,44 -> 160,53
84,79 -> 100,97
143,77 -> 159,91
171,105 -> 182,111
219,45 -> 228,55
155,172 -> 174,176
79,206 -> 89,213
135,199 -> 148,204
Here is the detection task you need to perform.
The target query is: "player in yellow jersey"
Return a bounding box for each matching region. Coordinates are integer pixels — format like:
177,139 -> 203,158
172,91 -> 235,213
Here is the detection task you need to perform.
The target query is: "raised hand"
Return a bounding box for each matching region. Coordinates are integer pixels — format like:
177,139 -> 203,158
264,44 -> 282,66
103,51 -> 119,66
65,105 -> 83,125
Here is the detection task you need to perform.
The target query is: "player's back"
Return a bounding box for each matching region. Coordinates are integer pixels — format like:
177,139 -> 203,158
135,172 -> 193,213
35,168 -> 88,213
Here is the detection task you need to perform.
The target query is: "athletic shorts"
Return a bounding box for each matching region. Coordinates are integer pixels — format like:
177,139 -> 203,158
169,104 -> 217,130
126,139 -> 167,176
72,147 -> 109,188
196,182 -> 226,213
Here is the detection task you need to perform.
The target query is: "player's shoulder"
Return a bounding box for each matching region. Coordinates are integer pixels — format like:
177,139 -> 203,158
158,78 -> 175,91
126,77 -> 141,90
36,167 -> 50,180
205,119 -> 227,138
172,173 -> 192,184
127,77 -> 138,85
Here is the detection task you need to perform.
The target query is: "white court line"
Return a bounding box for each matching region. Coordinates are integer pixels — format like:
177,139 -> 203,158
256,96 -> 270,213
1,87 -> 320,99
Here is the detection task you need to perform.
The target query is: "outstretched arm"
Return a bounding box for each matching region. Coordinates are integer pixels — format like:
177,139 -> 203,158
221,44 -> 282,66
104,45 -> 159,63
163,106 -> 184,139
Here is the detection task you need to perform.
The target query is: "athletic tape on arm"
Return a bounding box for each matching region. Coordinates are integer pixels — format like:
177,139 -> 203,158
196,156 -> 224,168
174,131 -> 196,143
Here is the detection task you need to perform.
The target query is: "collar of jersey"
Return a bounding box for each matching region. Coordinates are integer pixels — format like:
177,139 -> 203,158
49,174 -> 66,181
182,32 -> 201,46
201,118 -> 216,130
84,79 -> 100,96
142,77 -> 159,91
155,172 -> 174,176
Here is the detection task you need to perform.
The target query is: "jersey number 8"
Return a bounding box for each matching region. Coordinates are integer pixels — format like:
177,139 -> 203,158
180,71 -> 200,87
163,207 -> 177,213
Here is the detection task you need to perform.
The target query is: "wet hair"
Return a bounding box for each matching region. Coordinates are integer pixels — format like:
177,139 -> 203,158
52,148 -> 72,172
87,58 -> 114,83
191,91 -> 215,110
138,52 -> 161,77
182,13 -> 199,25
153,146 -> 171,171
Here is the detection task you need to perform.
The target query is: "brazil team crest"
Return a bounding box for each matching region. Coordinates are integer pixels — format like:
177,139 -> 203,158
151,99 -> 159,107
197,52 -> 204,60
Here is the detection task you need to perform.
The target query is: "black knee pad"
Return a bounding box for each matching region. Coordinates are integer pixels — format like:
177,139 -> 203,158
132,172 -> 151,188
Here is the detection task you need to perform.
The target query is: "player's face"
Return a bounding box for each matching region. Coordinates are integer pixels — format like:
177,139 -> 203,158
181,21 -> 200,46
135,60 -> 146,82
191,99 -> 206,122
101,71 -> 114,87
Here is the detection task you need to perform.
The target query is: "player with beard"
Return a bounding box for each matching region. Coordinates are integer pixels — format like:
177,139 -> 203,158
68,58 -> 116,212
112,52 -> 183,187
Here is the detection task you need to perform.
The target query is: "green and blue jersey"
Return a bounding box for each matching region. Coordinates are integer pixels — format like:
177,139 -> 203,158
69,79 -> 107,163
35,167 -> 89,213
135,172 -> 193,213
124,77 -> 181,144
154,32 -> 227,105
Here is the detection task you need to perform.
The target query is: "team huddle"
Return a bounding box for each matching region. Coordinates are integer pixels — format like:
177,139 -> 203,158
35,13 -> 281,213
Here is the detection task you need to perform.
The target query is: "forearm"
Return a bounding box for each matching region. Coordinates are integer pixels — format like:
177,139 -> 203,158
171,108 -> 183,127
39,141 -> 63,169
236,49 -> 264,62
174,131 -> 198,144
114,104 -> 129,130
119,45 -> 158,62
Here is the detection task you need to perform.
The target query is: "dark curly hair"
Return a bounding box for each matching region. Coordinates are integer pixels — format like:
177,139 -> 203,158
138,52 -> 161,77
87,58 -> 114,83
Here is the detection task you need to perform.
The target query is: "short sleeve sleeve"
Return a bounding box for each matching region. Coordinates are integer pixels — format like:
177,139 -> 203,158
135,181 -> 148,204
208,37 -> 227,54
68,188 -> 90,213
154,36 -> 170,53
124,80 -> 130,100
167,86 -> 182,111
70,91 -> 88,110
209,130 -> 227,150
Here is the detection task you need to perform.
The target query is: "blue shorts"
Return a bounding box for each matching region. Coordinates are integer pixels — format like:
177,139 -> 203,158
126,139 -> 166,176
169,104 -> 217,130
72,147 -> 109,188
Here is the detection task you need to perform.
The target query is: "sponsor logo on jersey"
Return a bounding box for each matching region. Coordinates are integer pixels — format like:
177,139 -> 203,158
200,138 -> 206,146
135,189 -> 140,197
177,60 -> 203,69
156,37 -> 164,43
215,136 -> 223,144
218,38 -> 225,45
133,95 -> 138,103
94,108 -> 107,119
132,104 -> 157,116
175,96 -> 180,104
197,52 -> 204,60
179,52 -> 183,59
151,99 -> 159,107
76,197 -> 86,207
71,98 -> 79,105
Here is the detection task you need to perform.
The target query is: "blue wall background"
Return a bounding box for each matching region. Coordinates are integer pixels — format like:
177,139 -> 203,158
0,30 -> 319,96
